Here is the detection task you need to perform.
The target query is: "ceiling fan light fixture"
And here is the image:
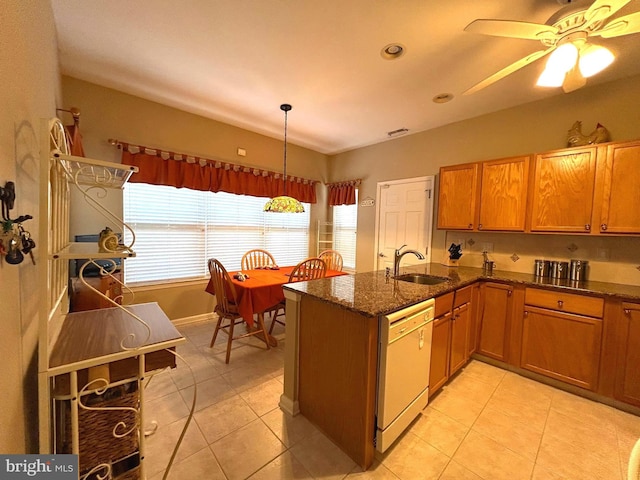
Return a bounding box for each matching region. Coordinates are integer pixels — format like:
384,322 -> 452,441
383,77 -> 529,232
546,42 -> 579,73
536,67 -> 566,87
578,44 -> 615,77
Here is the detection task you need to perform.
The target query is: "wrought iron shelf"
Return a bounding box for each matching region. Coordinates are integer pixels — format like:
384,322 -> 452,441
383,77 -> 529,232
53,152 -> 138,189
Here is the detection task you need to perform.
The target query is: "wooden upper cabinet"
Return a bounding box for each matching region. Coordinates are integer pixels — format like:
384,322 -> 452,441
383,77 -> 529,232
599,140 -> 640,234
437,163 -> 479,230
528,146 -> 597,233
478,156 -> 530,231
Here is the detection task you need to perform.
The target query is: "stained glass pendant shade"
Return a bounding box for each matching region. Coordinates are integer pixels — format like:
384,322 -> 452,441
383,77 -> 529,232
264,104 -> 305,213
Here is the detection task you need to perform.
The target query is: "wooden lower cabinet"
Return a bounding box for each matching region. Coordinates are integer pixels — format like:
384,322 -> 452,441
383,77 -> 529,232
521,306 -> 603,391
429,293 -> 454,395
477,282 -> 513,362
614,302 -> 640,406
449,301 -> 470,375
429,286 -> 474,396
429,311 -> 452,394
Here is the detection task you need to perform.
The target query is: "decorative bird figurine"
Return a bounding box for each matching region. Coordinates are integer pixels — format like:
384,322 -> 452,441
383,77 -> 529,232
567,121 -> 610,148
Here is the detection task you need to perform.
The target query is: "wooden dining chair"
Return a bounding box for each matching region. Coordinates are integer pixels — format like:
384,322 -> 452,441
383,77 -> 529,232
207,258 -> 270,363
269,257 -> 328,334
241,249 -> 277,270
319,249 -> 344,271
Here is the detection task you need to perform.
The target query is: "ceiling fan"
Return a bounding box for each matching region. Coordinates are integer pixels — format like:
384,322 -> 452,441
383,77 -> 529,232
463,0 -> 640,95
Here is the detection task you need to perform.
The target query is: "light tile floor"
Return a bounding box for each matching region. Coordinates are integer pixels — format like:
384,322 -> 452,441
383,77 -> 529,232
144,319 -> 640,480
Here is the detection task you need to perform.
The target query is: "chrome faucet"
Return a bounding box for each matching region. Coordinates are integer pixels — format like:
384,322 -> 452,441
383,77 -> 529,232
393,244 -> 425,277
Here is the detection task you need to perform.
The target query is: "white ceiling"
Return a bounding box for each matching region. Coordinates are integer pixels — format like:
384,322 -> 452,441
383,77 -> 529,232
51,0 -> 640,155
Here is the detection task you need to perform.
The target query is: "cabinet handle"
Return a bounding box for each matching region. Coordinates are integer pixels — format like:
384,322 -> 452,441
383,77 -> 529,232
585,224 -> 590,231
601,223 -> 608,231
524,311 -> 529,317
557,300 -> 564,308
468,223 -> 473,229
507,290 -> 512,297
478,224 -> 483,230
624,309 -> 631,315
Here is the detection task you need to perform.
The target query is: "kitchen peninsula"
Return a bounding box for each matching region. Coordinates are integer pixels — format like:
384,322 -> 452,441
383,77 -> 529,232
281,264 -> 640,469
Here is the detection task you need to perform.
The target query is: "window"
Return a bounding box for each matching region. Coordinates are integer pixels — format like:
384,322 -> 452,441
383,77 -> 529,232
332,190 -> 358,271
123,183 -> 310,284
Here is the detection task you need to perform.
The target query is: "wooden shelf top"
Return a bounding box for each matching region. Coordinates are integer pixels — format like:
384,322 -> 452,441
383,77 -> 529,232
49,302 -> 185,375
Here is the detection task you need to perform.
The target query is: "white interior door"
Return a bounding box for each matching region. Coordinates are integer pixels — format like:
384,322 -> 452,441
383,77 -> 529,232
375,176 -> 434,271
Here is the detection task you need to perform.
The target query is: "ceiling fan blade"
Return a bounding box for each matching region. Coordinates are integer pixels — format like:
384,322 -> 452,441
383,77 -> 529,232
597,11 -> 640,38
463,47 -> 555,95
562,66 -> 587,93
464,19 -> 558,41
584,0 -> 632,27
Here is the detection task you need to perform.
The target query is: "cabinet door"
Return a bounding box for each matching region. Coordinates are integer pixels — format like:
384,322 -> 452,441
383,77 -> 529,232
521,306 -> 602,391
478,282 -> 512,362
599,141 -> 640,234
467,283 -> 481,357
478,156 -> 530,231
429,312 -> 451,396
437,163 -> 479,230
449,303 -> 470,376
529,147 -> 597,233
615,302 -> 640,406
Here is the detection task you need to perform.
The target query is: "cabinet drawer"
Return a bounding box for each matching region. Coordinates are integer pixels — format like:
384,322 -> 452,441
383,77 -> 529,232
454,285 -> 473,308
435,292 -> 454,317
524,288 -> 603,318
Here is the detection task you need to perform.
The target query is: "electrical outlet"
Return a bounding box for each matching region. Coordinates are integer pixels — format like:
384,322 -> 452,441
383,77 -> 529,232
597,247 -> 610,261
481,242 -> 494,253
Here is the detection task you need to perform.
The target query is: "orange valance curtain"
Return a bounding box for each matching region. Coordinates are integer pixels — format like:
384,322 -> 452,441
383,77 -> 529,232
327,179 -> 361,206
120,144 -> 317,203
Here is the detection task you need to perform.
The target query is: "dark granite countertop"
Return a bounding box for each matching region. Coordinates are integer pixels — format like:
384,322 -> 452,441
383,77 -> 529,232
283,263 -> 640,317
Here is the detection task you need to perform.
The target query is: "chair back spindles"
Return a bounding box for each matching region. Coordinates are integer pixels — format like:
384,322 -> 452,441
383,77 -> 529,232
208,258 -> 238,315
319,250 -> 343,272
241,249 -> 276,270
289,257 -> 327,282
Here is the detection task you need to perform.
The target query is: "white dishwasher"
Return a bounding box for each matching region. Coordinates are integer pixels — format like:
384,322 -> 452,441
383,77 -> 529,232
376,298 -> 435,453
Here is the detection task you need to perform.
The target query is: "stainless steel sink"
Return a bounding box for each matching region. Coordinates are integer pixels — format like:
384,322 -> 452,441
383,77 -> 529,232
394,273 -> 449,285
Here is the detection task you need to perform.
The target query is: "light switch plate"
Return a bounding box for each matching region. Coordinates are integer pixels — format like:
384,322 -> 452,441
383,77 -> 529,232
597,247 -> 610,261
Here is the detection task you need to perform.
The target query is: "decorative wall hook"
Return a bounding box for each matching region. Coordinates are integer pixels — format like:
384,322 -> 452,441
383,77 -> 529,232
0,181 -> 35,265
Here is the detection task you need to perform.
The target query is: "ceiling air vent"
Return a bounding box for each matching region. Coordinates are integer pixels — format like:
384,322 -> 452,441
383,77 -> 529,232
387,128 -> 409,138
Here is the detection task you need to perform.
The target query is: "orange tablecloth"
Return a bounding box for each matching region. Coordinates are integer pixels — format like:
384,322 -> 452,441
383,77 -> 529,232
205,266 -> 345,327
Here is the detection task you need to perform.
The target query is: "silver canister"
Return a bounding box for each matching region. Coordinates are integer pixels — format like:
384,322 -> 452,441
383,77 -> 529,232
569,259 -> 589,282
534,259 -> 550,277
550,261 -> 569,279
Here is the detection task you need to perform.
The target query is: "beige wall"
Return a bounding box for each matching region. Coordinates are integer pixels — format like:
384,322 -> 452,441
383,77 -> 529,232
61,77 -> 330,319
329,75 -> 640,284
0,1 -> 61,452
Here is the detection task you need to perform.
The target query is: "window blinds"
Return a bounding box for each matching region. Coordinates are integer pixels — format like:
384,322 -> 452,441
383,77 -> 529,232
123,183 -> 310,284
332,190 -> 358,271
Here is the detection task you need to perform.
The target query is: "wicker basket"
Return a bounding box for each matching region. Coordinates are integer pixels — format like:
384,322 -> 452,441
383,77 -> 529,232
58,382 -> 139,475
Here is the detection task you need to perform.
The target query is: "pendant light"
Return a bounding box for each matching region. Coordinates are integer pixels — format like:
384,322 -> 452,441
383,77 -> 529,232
264,104 -> 305,213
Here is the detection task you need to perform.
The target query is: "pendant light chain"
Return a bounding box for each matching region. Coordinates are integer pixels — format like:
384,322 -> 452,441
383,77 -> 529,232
281,103 -> 291,196
263,103 -> 303,213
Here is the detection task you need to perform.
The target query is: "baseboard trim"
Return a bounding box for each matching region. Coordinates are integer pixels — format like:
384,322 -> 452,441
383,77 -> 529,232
172,312 -> 216,327
279,394 -> 300,416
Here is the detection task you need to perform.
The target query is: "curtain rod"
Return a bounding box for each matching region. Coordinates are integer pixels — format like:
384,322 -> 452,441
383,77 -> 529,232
107,138 -> 319,184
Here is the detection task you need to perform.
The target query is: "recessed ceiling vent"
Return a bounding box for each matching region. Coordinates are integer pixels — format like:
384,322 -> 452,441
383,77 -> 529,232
387,128 -> 409,137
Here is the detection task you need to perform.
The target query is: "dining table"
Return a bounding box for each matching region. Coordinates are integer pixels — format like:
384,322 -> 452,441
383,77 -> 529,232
205,265 -> 346,346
